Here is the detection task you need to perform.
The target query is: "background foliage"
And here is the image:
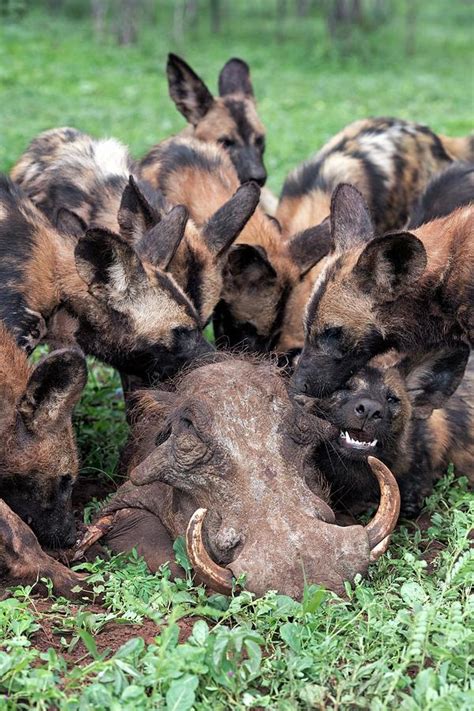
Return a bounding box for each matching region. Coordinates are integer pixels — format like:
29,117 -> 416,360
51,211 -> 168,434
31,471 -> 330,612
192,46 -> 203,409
0,1 -> 472,708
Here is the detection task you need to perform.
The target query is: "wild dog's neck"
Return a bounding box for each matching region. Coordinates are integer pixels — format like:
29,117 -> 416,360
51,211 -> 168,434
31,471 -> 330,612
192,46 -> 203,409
21,222 -> 88,317
276,191 -> 331,239
413,206 -> 473,286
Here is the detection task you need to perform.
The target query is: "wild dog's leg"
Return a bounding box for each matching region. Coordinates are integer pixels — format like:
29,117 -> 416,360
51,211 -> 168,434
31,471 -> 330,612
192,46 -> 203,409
0,499 -> 90,600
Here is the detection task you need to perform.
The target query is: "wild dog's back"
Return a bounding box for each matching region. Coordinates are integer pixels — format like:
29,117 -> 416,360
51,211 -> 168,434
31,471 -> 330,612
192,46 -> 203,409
11,126 -> 133,233
277,117 -> 473,236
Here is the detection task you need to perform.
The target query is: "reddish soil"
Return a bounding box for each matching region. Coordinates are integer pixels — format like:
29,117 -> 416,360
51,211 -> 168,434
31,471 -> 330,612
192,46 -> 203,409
29,599 -> 196,665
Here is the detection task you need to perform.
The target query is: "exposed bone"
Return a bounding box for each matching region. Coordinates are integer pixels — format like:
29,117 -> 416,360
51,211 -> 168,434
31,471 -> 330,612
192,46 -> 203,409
186,508 -> 234,594
365,457 -> 401,548
71,514 -> 114,562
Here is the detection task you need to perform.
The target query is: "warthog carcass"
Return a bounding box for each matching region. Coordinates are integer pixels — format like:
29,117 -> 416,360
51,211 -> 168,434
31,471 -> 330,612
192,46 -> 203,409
75,358 -> 400,599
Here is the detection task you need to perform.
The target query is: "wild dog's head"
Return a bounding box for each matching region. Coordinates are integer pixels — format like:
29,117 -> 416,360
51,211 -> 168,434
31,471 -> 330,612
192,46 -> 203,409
0,324 -> 87,548
214,216 -> 333,355
316,345 -> 469,467
118,173 -> 261,326
167,54 -> 267,185
61,202 -> 214,382
291,184 -> 433,397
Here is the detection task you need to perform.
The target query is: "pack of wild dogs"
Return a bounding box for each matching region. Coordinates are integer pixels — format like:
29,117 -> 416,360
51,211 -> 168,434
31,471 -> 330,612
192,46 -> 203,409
0,55 -> 473,601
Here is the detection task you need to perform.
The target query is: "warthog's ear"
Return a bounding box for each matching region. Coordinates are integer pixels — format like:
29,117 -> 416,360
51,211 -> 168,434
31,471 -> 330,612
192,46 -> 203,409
18,348 -> 87,434
167,53 -> 215,125
139,205 -> 189,271
203,182 -> 261,257
224,243 -> 277,290
75,228 -> 146,298
354,232 -> 427,299
54,208 -> 87,239
118,175 -> 163,244
331,183 -> 375,252
288,217 -> 333,277
218,58 -> 254,97
400,343 -> 470,419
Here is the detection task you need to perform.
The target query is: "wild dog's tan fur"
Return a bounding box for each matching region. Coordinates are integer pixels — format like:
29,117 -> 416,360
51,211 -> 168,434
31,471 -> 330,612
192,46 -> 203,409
278,117 -> 474,237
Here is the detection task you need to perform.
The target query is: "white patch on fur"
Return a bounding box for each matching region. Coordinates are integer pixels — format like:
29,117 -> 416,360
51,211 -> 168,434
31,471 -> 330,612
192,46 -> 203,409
93,138 -> 131,178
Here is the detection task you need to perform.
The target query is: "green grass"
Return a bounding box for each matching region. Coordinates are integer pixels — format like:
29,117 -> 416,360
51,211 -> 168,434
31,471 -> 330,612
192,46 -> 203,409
0,474 -> 472,709
0,2 -> 473,708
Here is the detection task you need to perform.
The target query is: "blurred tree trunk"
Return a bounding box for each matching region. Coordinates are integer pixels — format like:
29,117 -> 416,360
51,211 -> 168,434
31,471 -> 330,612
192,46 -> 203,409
117,0 -> 138,45
91,0 -> 107,38
210,0 -> 221,33
327,0 -> 363,39
295,0 -> 311,16
405,0 -> 417,55
276,0 -> 287,42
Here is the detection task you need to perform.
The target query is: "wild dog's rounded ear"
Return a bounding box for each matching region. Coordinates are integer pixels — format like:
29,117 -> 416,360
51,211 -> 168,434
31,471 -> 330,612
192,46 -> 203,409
224,244 -> 277,287
203,182 -> 261,257
167,53 -> 215,125
18,348 -> 87,434
218,58 -> 254,97
54,208 -> 87,239
354,232 -> 427,299
139,205 -> 188,271
118,175 -> 164,243
75,228 -> 146,297
331,183 -> 375,252
399,343 -> 470,419
288,217 -> 333,277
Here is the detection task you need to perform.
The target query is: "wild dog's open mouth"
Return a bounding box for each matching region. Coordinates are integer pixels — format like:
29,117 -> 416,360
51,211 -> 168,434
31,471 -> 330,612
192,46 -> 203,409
339,429 -> 378,451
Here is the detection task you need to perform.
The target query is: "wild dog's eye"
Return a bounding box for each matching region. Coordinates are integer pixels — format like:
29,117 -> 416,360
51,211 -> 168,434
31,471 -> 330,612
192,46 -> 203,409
59,474 -> 73,491
255,135 -> 265,150
386,393 -> 400,404
218,137 -> 236,149
321,326 -> 343,341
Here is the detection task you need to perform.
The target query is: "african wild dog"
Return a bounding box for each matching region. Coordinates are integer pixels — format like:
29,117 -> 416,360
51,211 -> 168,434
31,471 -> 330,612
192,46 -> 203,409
277,117 -> 474,237
11,126 -> 134,235
0,321 -> 87,547
152,53 -> 267,187
312,347 -> 472,517
0,175 -> 212,381
408,161 -> 474,228
291,183 -> 474,399
12,127 -> 261,328
120,170 -> 261,326
139,135 -> 330,353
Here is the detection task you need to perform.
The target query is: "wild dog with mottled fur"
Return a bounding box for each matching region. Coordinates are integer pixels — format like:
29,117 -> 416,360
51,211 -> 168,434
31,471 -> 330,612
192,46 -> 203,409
313,348 -> 472,517
409,161 -> 474,228
276,160 -> 474,361
139,135 -> 329,352
277,117 -> 474,237
12,127 -> 261,328
119,172 -> 261,326
154,53 -> 267,186
11,127 -> 134,235
0,175 -> 212,380
0,322 -> 87,547
291,184 -> 474,399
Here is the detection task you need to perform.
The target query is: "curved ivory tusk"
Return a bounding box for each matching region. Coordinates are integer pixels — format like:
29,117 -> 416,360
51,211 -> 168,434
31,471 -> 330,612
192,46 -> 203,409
71,514 -> 114,562
365,456 -> 401,549
185,508 -> 234,595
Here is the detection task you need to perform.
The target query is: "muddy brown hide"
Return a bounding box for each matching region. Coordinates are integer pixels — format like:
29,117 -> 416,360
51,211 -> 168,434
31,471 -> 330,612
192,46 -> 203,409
83,358 -> 399,598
